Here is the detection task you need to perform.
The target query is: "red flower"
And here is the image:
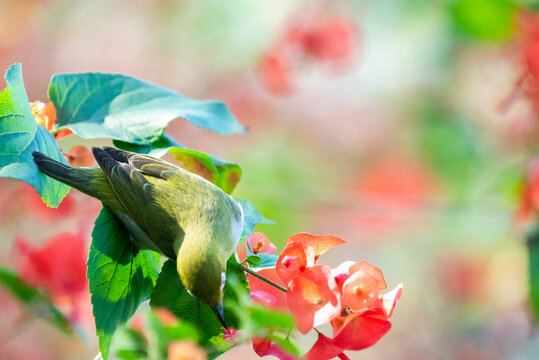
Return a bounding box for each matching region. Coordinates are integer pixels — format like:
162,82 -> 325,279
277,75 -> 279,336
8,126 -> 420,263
304,284 -> 402,359
276,233 -> 346,285
518,157 -> 539,222
15,232 -> 88,305
247,232 -> 277,255
252,336 -> 299,360
287,265 -> 341,334
247,268 -> 288,310
342,261 -> 387,311
223,327 -> 241,343
259,50 -> 294,95
293,18 -> 356,65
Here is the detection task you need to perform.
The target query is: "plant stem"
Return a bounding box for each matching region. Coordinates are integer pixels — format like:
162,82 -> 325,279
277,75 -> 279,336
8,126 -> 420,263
240,266 -> 287,293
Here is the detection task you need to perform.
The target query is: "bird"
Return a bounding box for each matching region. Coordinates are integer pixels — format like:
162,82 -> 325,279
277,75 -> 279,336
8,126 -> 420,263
32,147 -> 244,328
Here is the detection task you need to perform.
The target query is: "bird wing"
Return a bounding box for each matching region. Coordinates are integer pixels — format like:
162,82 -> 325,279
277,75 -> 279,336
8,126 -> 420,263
92,146 -> 183,258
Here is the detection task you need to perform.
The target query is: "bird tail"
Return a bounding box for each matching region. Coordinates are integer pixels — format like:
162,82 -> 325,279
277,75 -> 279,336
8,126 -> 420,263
32,151 -> 105,200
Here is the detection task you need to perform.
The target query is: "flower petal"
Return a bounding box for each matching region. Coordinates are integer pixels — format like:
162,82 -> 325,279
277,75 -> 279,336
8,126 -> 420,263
252,336 -> 299,360
342,272 -> 380,311
349,261 -> 387,290
381,284 -> 403,319
276,241 -> 315,285
303,332 -> 344,360
287,265 -> 341,334
285,233 -> 347,259
331,310 -> 391,351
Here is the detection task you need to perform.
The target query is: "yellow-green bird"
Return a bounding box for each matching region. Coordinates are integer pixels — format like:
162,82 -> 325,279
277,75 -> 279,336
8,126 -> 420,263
32,147 -> 244,327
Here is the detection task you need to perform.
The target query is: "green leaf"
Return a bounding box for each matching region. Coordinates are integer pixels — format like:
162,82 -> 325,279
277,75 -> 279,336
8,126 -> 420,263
451,0 -> 517,41
244,255 -> 261,266
528,225 -> 539,324
142,310 -> 168,360
245,244 -> 278,271
0,63 -> 69,207
109,327 -> 148,360
114,135 -> 242,194
0,267 -> 72,333
248,307 -> 295,331
88,206 -> 160,360
235,199 -> 275,242
150,256 -> 248,357
49,72 -> 245,145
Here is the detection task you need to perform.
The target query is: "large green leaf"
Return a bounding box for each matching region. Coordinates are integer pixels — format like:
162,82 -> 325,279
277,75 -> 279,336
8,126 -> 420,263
235,199 -> 275,242
49,72 -> 245,145
0,267 -> 72,334
88,207 -> 160,360
114,135 -> 242,194
150,256 -> 248,358
0,63 -> 69,207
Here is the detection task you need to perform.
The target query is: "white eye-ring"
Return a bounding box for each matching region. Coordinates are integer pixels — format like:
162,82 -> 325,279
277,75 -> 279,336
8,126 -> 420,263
221,272 -> 226,292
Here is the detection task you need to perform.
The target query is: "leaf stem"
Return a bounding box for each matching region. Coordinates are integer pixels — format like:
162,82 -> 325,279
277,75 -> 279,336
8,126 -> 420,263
240,266 -> 287,293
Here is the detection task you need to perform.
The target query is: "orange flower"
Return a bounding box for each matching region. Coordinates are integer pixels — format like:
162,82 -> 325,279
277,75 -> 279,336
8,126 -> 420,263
287,265 -> 341,334
252,336 -> 298,360
31,101 -> 56,131
304,284 -> 402,359
168,341 -> 207,360
342,261 -> 387,311
276,233 -> 346,286
66,145 -> 94,168
518,157 -> 539,222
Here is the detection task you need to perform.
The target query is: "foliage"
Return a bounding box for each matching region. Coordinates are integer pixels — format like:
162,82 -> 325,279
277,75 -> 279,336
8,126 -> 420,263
0,64 -> 69,207
0,62 -> 402,360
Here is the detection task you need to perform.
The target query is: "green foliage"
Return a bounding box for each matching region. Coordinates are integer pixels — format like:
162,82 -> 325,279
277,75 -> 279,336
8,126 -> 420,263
150,256 -> 248,358
245,247 -> 279,270
235,199 -> 275,242
48,72 -> 245,145
0,63 -> 69,207
451,0 -> 517,41
88,207 -> 160,360
528,225 -> 539,324
0,267 -> 72,333
418,103 -> 482,201
114,135 -> 242,194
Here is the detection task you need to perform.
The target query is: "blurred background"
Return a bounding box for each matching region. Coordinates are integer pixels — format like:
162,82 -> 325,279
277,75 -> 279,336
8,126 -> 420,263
2,0 -> 539,359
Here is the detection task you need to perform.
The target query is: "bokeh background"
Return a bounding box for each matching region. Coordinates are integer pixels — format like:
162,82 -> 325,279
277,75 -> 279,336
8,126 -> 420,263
2,0 -> 539,359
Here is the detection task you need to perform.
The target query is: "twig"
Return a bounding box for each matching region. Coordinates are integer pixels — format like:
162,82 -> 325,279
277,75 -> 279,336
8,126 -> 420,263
240,266 -> 287,293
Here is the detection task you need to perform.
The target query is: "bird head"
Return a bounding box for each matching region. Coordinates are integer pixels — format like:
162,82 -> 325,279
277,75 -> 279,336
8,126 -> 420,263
176,252 -> 227,326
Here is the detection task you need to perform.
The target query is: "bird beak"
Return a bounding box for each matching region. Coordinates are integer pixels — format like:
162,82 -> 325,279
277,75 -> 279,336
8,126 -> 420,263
212,303 -> 227,329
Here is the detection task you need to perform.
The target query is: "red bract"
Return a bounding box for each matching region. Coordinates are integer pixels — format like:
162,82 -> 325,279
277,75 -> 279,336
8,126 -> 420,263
248,268 -> 288,310
252,336 -> 299,360
305,284 -> 402,359
342,261 -> 387,311
223,327 -> 241,343
20,183 -> 75,220
293,19 -> 356,65
247,232 -> 277,255
287,265 -> 341,334
518,157 -> 539,222
259,51 -> 294,95
15,232 -> 88,302
276,233 -> 346,285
